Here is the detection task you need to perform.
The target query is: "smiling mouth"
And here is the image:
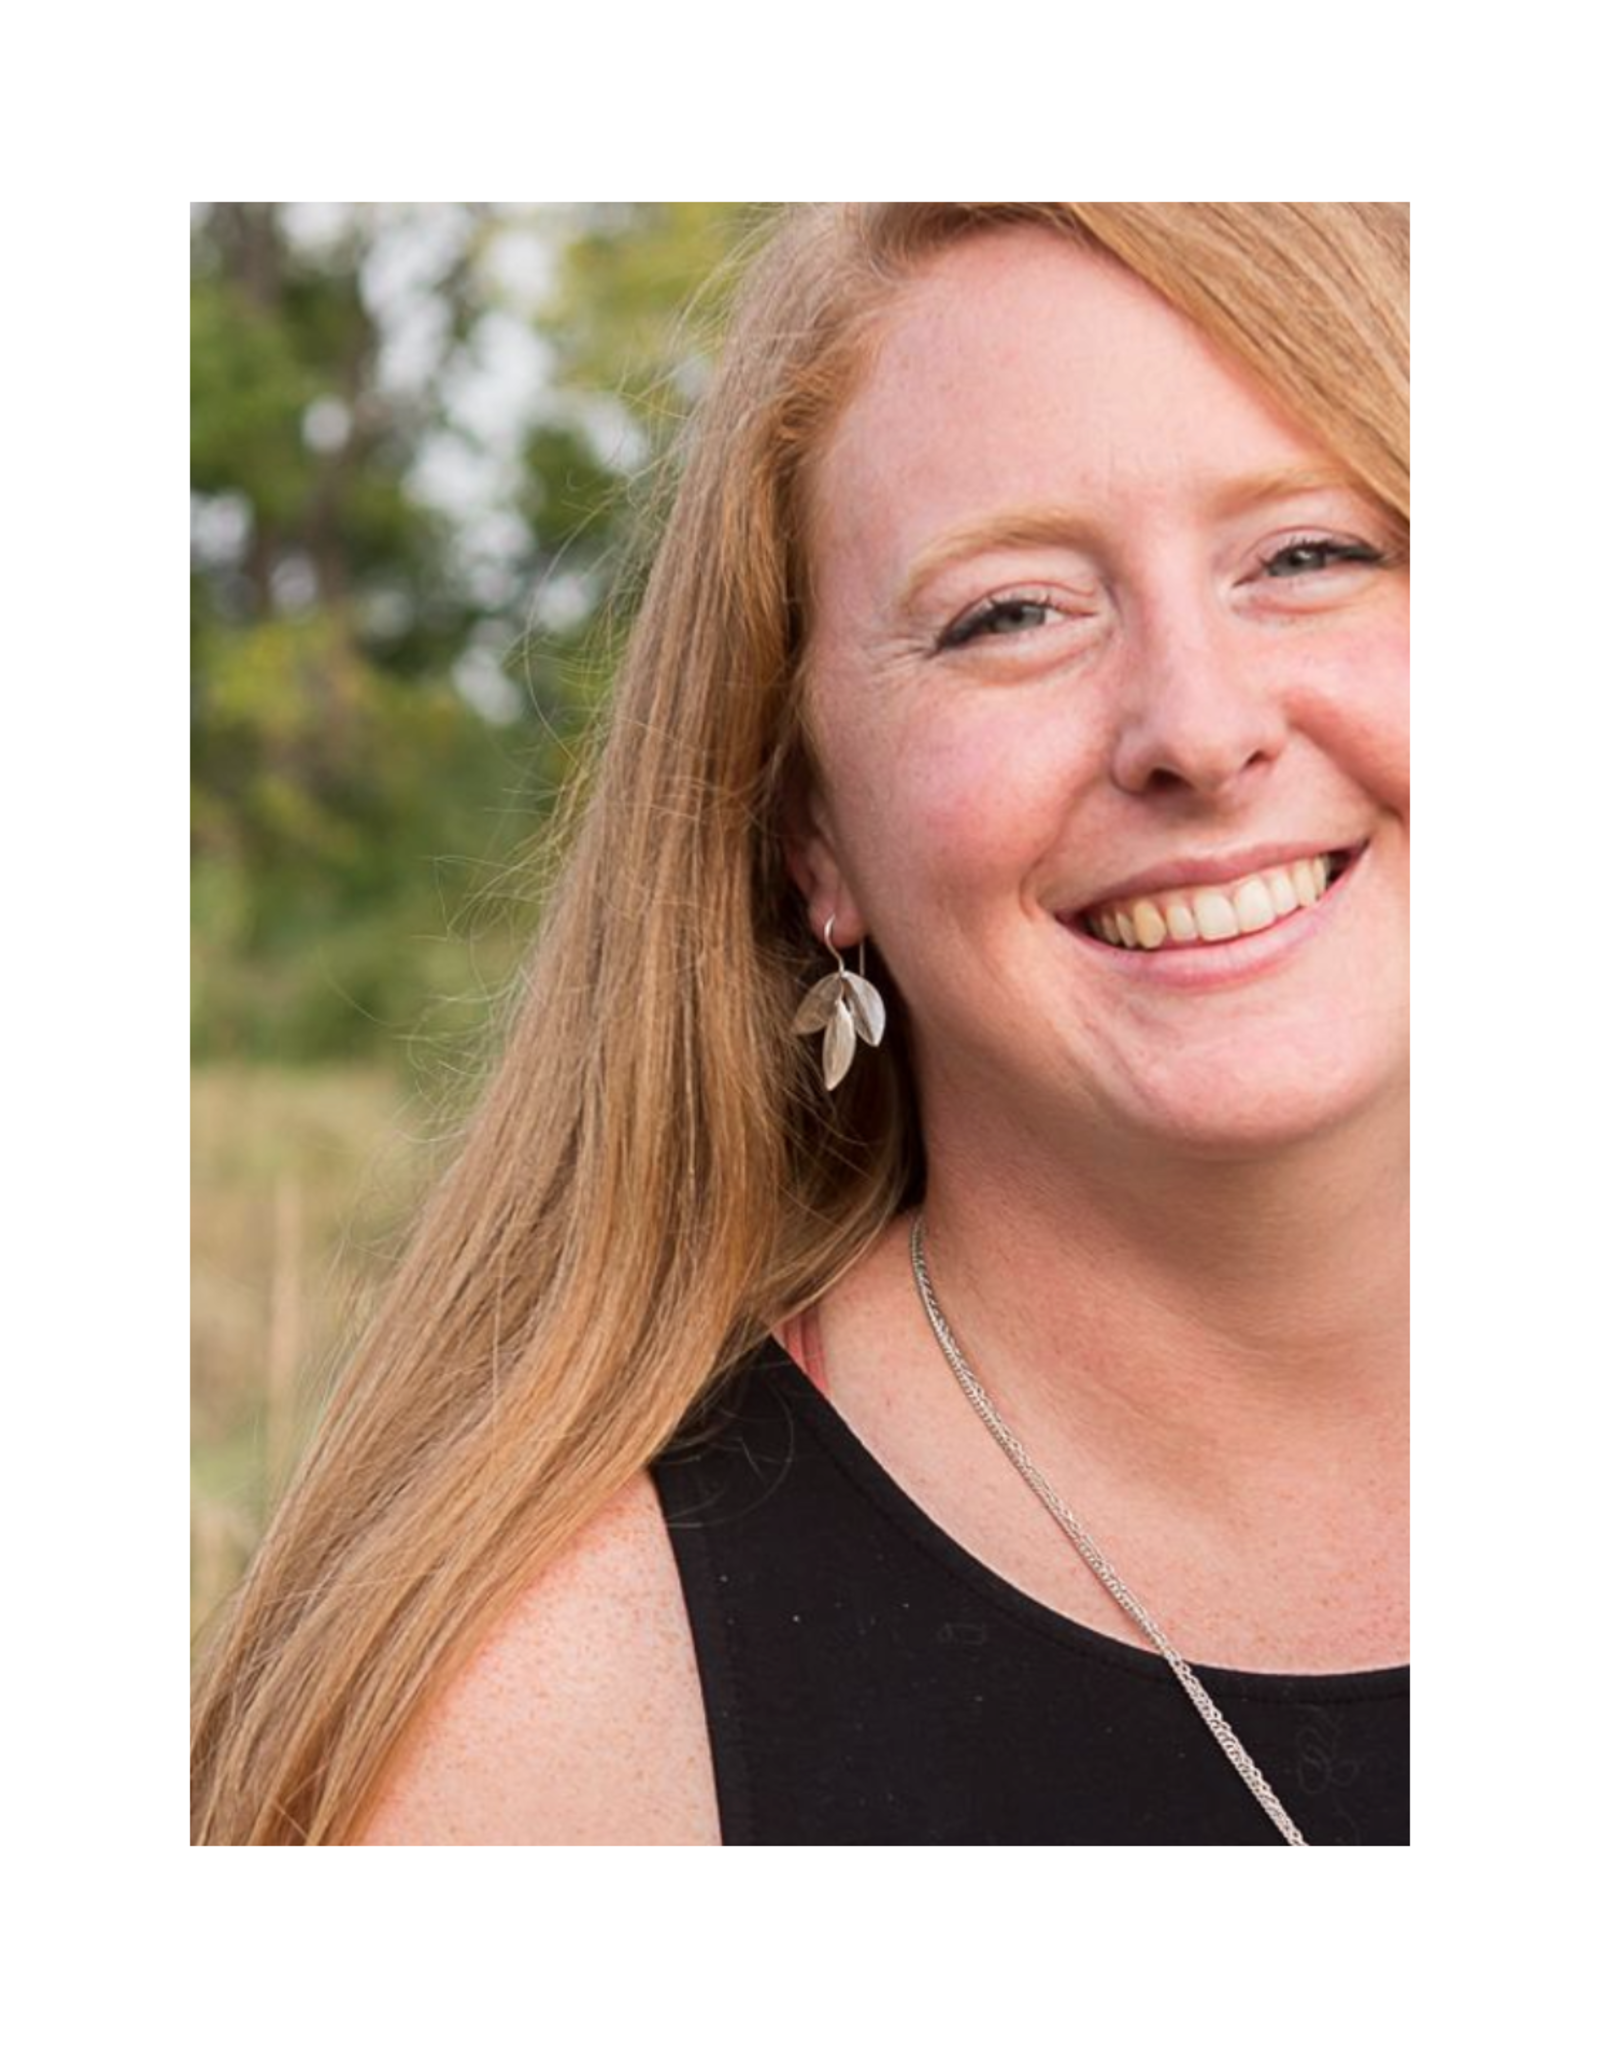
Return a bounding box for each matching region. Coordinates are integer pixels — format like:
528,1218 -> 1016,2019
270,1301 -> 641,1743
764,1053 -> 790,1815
1076,846 -> 1363,951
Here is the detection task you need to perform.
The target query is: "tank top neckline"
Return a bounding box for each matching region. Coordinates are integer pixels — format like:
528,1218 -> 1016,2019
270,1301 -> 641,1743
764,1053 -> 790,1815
753,1332 -> 1408,1701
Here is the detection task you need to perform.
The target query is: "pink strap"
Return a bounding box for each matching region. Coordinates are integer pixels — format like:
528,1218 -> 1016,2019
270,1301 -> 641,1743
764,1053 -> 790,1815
774,1304 -> 830,1400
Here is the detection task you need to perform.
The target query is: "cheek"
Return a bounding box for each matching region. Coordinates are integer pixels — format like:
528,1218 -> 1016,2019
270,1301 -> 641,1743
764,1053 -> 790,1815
833,698 -> 1082,912
1293,617 -> 1410,821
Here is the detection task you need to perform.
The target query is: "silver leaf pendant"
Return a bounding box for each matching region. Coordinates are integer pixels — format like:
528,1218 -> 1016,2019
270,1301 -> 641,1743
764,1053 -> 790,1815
841,970 -> 885,1046
822,998 -> 858,1089
792,971 -> 847,1035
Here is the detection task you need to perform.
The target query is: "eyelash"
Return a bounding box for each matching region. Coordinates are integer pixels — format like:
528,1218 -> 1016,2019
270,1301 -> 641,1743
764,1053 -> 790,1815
935,534 -> 1394,651
1257,534 -> 1390,580
936,588 -> 1064,651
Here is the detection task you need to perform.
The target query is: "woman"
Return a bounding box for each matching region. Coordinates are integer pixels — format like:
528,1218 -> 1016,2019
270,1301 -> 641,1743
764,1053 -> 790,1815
191,203 -> 1408,1846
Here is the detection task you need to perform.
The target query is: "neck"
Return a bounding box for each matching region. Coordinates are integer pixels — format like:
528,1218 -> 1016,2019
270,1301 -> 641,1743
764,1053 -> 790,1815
914,1092 -> 1408,1501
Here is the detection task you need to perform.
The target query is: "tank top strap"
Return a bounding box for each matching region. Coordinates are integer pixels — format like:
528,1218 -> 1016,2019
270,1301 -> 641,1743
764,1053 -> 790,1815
772,1305 -> 829,1397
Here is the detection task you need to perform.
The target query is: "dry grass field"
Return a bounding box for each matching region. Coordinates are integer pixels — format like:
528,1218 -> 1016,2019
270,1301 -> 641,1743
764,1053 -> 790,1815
190,1063 -> 445,1645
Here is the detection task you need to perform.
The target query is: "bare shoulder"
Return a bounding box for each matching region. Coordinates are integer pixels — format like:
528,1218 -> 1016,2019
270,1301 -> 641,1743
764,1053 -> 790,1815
357,1469 -> 720,1845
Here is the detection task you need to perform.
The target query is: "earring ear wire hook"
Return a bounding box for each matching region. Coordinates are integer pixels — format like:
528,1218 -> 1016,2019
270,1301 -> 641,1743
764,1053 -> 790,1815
796,914 -> 888,1091
823,914 -> 867,980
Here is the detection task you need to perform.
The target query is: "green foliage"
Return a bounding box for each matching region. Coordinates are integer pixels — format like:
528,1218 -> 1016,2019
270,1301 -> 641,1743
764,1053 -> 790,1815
190,272 -> 319,526
538,202 -> 766,418
192,202 -> 762,1069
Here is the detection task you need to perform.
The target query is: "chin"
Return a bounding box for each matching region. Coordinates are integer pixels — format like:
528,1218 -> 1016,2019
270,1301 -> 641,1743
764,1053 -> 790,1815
1109,1043 -> 1409,1160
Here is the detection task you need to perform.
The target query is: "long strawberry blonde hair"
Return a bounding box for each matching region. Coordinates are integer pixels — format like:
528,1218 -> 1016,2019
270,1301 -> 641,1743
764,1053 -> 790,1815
192,204 -> 1409,1844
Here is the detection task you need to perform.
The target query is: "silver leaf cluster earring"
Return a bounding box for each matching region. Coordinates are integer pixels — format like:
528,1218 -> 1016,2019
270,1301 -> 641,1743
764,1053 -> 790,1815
792,915 -> 887,1090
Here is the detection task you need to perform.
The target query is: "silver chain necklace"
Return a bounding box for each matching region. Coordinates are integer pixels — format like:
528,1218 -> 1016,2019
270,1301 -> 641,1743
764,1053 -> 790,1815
908,1209 -> 1308,1846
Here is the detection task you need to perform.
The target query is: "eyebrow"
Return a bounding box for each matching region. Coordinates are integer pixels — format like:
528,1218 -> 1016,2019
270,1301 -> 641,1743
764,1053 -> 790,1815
896,465 -> 1362,609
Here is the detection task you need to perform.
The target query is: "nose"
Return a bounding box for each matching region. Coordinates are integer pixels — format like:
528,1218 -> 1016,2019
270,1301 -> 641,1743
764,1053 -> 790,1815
1109,598 -> 1289,801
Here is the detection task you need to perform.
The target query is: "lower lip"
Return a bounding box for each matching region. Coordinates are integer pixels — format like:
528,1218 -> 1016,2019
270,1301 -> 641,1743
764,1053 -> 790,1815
1055,849 -> 1365,990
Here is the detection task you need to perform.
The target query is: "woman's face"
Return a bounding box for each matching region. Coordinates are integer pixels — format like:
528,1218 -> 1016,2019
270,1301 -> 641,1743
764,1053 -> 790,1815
787,226 -> 1409,1161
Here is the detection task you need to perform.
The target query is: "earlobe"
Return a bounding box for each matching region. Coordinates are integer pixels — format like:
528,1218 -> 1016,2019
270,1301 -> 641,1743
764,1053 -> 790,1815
779,762 -> 866,950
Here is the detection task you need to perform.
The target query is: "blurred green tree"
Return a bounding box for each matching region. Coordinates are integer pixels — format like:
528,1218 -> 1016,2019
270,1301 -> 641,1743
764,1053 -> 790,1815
191,201 -> 766,1069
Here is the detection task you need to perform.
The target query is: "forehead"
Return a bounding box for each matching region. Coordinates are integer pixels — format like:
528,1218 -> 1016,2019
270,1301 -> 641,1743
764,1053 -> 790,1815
808,226 -> 1331,588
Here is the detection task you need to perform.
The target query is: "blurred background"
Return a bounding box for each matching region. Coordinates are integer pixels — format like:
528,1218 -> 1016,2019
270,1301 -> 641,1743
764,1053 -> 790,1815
191,202 -> 765,1639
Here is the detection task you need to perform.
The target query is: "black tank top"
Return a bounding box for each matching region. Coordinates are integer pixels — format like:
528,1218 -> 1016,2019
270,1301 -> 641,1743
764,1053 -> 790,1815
650,1336 -> 1408,1846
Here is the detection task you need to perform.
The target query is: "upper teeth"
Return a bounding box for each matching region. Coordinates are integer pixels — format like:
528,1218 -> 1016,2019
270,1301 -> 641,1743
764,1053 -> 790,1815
1086,856 -> 1335,950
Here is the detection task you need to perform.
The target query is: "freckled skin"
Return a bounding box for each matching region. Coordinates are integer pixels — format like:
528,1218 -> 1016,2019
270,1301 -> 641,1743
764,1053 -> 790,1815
366,231 -> 1411,1839
789,228 -> 1409,1165
358,1473 -> 721,1845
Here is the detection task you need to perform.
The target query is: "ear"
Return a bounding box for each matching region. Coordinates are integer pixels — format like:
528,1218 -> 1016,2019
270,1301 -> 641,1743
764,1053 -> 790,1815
779,753 -> 867,949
